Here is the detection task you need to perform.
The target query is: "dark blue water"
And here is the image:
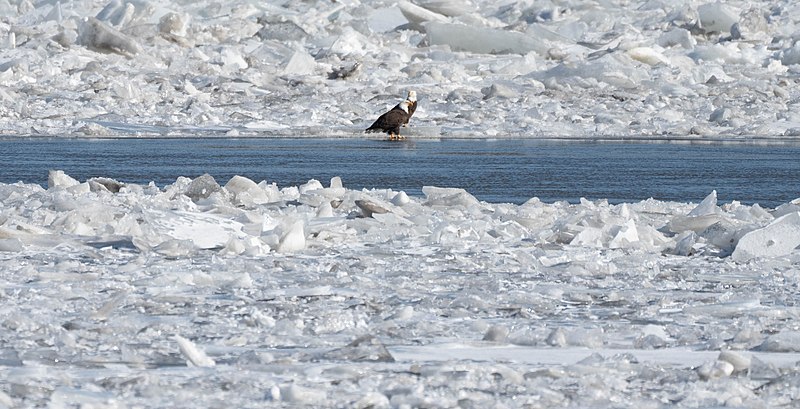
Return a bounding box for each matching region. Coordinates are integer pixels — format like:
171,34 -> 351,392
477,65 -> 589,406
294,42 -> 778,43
1,137 -> 798,207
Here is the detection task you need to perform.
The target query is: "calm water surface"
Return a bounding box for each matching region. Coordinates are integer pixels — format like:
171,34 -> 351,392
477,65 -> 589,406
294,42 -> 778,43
2,138 -> 798,207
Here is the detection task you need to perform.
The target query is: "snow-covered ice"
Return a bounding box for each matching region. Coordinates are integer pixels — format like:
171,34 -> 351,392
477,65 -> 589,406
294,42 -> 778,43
2,171 -> 800,407
1,0 -> 800,138
3,0 -> 800,406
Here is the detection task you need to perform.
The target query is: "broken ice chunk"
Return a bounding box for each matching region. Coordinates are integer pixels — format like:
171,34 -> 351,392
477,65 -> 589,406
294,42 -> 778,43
718,351 -> 751,373
354,393 -> 391,409
697,360 -> 734,380
87,177 -> 124,193
657,28 -> 696,49
257,15 -> 307,42
355,199 -> 390,218
280,384 -> 327,405
139,209 -> 246,250
322,335 -> 395,362
422,186 -> 480,208
159,12 -> 190,45
174,335 -> 215,367
424,22 -> 550,55
48,170 -> 80,189
282,50 -> 316,76
755,331 -> 800,352
697,2 -> 739,34
368,7 -> 409,33
398,0 -> 449,30
0,238 -> 23,252
609,219 -> 639,249
79,17 -> 142,56
671,231 -> 698,256
482,82 -> 518,100
328,61 -> 361,80
159,12 -> 188,37
781,45 -> 800,66
96,0 -> 134,27
225,175 -> 271,205
731,212 -> 800,262
277,220 -> 305,253
668,191 -> 723,233
391,191 -> 410,206
184,173 -> 222,202
482,325 -> 510,342
689,190 -> 719,217
415,0 -> 475,17
52,29 -> 79,48
626,47 -> 670,66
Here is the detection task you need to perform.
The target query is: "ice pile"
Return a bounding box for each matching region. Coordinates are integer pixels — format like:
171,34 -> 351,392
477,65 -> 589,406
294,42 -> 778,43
5,171 -> 798,261
2,172 -> 800,406
1,0 -> 800,138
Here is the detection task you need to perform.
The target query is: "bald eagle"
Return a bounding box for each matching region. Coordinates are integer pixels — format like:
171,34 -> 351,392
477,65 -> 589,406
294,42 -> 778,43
366,91 -> 417,140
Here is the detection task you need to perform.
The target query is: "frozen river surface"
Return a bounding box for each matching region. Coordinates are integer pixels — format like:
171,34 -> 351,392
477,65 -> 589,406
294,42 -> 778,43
3,137 -> 799,206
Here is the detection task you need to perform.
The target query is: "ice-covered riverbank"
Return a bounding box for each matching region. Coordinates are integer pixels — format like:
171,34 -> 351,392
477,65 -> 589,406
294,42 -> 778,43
1,0 -> 800,138
1,171 -> 800,406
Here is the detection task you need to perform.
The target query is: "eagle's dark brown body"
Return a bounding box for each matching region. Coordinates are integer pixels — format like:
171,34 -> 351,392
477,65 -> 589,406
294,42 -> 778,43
365,91 -> 417,140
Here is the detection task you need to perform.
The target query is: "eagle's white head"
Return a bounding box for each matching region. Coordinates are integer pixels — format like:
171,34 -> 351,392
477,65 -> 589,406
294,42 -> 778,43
398,100 -> 410,113
406,90 -> 417,102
